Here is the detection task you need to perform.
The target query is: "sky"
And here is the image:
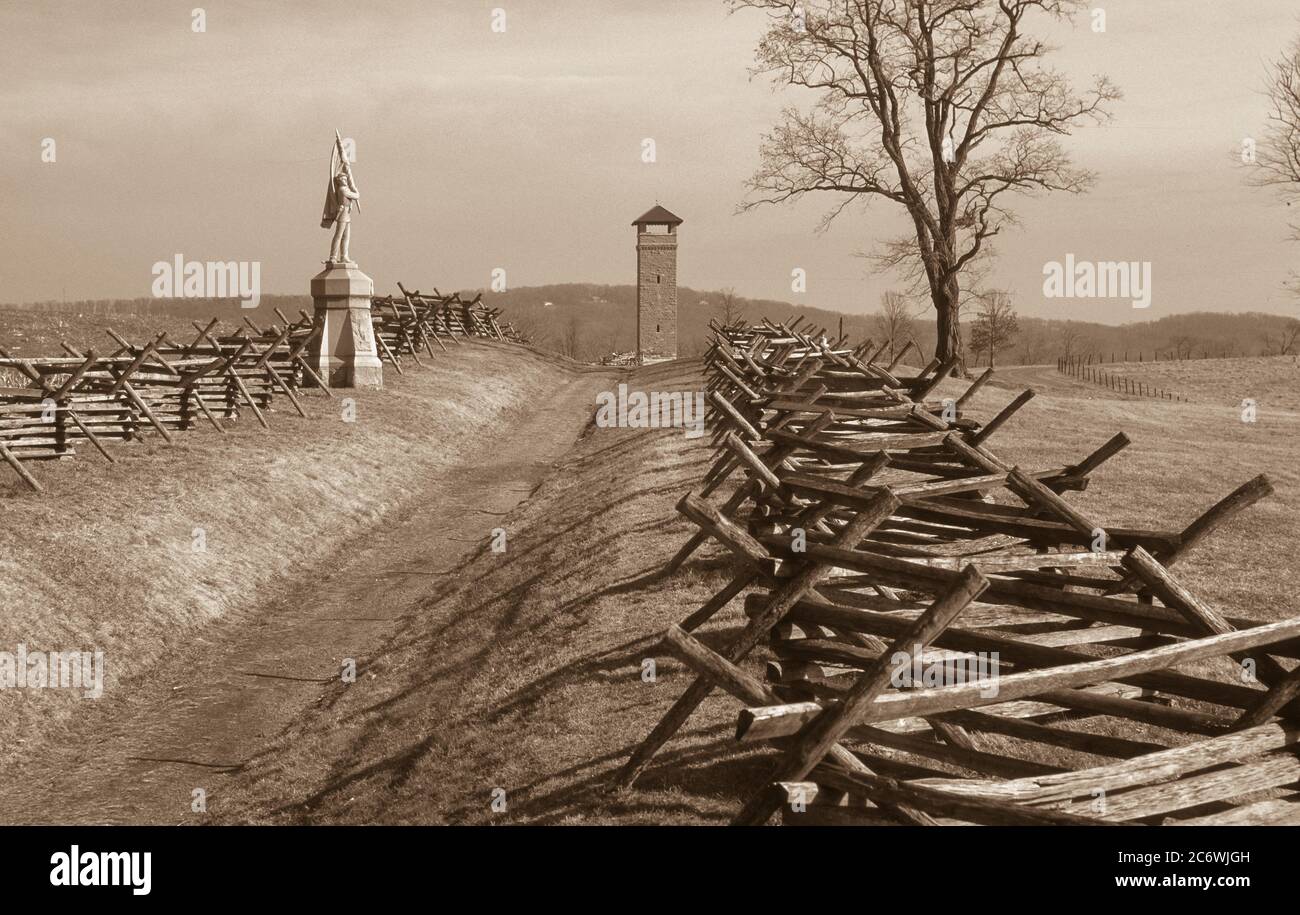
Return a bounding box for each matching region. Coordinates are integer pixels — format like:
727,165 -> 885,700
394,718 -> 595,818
2,0 -> 1300,324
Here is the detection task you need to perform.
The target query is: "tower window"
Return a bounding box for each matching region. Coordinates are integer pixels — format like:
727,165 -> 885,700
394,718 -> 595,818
656,274 -> 661,284
656,324 -> 660,332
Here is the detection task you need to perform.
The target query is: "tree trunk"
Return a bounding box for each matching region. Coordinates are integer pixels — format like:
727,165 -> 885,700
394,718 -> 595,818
933,287 -> 964,374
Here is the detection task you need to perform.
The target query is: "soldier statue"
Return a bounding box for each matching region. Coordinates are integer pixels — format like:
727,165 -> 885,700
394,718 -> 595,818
321,132 -> 360,265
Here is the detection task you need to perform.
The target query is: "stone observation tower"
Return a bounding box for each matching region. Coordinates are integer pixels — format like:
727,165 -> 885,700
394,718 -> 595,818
632,205 -> 682,364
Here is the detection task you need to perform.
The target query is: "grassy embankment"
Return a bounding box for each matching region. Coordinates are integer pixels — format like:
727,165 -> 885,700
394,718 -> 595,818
0,320 -> 574,764
213,355 -> 1300,824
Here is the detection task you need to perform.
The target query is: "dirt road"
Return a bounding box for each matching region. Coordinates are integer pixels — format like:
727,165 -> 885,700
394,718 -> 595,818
0,366 -> 614,824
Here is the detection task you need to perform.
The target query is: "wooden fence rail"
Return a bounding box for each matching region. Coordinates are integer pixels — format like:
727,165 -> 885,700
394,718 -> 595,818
1057,355 -> 1189,403
0,282 -> 523,492
610,319 -> 1299,826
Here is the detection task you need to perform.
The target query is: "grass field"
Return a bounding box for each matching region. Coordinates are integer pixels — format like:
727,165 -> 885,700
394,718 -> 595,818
5,342 -> 1297,824
0,340 -> 576,767
999,355 -> 1300,412
973,362 -> 1299,614
0,308 -> 215,357
0,308 -> 260,387
208,355 -> 1300,824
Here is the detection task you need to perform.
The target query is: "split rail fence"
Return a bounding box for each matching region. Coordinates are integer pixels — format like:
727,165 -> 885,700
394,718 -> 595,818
1057,355 -> 1189,403
0,285 -> 523,492
612,317 -> 1299,826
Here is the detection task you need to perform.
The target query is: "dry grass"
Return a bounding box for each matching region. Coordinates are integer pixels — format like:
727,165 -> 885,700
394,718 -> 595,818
0,308 -> 267,387
210,354 -> 1300,824
213,359 -> 750,824
1003,355 -> 1300,411
926,370 -> 1300,778
0,308 -> 209,357
0,340 -> 573,764
962,367 -> 1300,618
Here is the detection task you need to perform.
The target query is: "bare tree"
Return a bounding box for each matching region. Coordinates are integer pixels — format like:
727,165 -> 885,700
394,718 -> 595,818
1250,34 -> 1300,294
1255,35 -> 1300,190
872,290 -> 915,360
1283,319 -> 1300,355
735,0 -> 1118,371
1170,334 -> 1196,360
1057,323 -> 1088,363
1262,318 -> 1300,355
1252,40 -> 1300,202
716,287 -> 745,327
1016,325 -> 1047,365
968,290 -> 1019,368
561,313 -> 582,359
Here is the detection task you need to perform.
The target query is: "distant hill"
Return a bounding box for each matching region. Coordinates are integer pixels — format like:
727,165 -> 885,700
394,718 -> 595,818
472,283 -> 867,362
460,284 -> 1300,366
5,285 -> 1298,366
0,294 -> 314,326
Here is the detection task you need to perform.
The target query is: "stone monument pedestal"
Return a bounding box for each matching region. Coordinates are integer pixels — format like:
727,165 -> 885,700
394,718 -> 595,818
308,261 -> 383,388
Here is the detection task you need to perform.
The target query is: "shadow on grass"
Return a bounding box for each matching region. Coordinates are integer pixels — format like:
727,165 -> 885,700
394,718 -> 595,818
449,730 -> 776,825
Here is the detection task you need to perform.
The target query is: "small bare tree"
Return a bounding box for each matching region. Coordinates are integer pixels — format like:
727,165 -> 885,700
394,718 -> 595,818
1016,325 -> 1046,365
1170,334 -> 1196,360
1249,34 -> 1300,294
968,291 -> 1019,368
716,287 -> 744,328
1058,324 -> 1088,363
872,290 -> 915,361
1262,318 -> 1300,355
735,0 -> 1118,371
561,313 -> 582,359
1283,319 -> 1300,355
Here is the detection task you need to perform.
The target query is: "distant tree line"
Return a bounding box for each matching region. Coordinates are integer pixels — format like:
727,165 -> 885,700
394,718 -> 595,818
6,285 -> 1299,368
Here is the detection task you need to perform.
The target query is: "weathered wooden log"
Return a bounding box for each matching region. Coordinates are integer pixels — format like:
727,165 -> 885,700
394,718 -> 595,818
731,565 -> 990,825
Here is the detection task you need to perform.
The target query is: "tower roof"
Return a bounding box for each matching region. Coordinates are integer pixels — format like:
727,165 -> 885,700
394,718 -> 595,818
632,205 -> 683,227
